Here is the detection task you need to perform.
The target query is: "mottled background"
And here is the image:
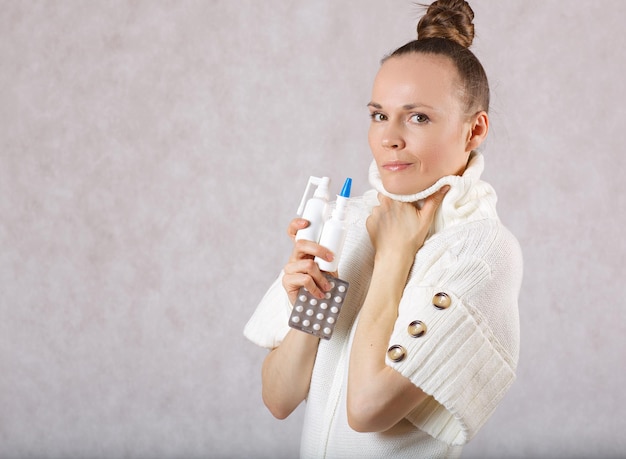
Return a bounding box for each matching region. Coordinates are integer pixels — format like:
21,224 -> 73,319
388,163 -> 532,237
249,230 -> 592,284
1,1 -> 624,458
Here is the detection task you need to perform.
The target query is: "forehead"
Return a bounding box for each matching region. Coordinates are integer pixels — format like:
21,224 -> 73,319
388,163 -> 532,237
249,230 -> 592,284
371,54 -> 462,109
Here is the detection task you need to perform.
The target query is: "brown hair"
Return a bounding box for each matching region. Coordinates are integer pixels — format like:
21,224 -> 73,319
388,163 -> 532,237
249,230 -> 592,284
385,0 -> 489,114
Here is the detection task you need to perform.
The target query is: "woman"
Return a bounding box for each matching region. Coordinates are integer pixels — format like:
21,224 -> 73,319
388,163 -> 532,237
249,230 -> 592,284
244,1 -> 522,457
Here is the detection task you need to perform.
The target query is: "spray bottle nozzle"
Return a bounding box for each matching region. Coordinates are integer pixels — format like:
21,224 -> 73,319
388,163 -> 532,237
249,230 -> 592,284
340,178 -> 352,198
296,176 -> 330,216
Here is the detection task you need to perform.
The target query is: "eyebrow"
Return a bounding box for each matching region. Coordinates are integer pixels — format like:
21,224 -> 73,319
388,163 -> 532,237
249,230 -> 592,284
367,101 -> 436,111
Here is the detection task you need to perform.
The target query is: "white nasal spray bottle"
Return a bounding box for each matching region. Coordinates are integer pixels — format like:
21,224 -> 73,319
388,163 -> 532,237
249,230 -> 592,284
295,176 -> 330,243
315,178 -> 352,272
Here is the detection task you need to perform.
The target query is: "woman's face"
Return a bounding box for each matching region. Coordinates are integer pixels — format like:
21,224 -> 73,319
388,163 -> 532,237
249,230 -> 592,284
368,53 -> 484,195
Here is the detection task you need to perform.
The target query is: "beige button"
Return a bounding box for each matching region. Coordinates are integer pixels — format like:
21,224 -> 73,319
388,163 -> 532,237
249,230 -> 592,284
432,292 -> 451,310
387,345 -> 406,362
408,320 -> 427,338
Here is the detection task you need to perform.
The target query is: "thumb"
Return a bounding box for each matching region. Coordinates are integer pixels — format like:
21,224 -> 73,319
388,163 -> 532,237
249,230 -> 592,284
420,185 -> 450,217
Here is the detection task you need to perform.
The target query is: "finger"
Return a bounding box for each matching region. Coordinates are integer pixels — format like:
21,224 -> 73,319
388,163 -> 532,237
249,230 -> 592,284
287,218 -> 310,240
287,273 -> 328,300
282,265 -> 331,299
420,185 -> 450,217
285,258 -> 332,289
289,239 -> 335,263
284,258 -> 317,276
376,192 -> 391,208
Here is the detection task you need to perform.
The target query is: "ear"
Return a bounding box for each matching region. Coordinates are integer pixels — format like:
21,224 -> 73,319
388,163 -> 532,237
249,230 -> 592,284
465,111 -> 489,153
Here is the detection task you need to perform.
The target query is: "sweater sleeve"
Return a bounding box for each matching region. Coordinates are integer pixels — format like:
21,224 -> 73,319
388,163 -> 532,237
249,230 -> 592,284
243,272 -> 293,349
385,225 -> 523,446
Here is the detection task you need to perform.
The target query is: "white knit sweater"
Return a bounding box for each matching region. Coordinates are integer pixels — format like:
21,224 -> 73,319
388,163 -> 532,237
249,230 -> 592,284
244,153 -> 523,458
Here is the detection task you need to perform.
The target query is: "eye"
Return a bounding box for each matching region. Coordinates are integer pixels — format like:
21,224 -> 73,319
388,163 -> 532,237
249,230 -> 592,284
410,113 -> 430,124
370,112 -> 387,122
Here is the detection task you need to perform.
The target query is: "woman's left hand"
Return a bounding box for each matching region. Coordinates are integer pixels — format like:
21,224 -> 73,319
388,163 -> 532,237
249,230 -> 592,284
366,186 -> 449,259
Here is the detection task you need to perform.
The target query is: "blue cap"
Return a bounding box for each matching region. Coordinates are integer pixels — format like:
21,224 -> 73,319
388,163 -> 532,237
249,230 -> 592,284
340,178 -> 352,198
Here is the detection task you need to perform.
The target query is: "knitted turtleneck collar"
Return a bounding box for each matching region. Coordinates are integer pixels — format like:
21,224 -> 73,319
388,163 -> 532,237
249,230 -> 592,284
365,151 -> 499,233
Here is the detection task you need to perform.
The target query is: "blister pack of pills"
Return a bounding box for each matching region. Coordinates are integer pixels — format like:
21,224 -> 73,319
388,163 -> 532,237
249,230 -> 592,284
289,273 -> 349,340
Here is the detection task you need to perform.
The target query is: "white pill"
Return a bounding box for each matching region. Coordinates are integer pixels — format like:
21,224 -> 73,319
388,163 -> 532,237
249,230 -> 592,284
292,316 -> 300,323
316,313 -> 324,320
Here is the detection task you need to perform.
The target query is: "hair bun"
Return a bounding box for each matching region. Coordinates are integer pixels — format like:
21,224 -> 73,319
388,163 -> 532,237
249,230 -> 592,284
417,0 -> 475,48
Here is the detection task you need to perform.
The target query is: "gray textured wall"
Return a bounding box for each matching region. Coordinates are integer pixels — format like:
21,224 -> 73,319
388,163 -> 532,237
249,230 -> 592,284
1,1 -> 625,458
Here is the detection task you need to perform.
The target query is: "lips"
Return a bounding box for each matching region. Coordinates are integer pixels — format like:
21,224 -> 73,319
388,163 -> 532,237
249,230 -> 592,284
383,161 -> 413,172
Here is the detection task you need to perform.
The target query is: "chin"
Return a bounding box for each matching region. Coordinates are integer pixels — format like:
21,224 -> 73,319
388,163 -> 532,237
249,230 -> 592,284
382,177 -> 427,196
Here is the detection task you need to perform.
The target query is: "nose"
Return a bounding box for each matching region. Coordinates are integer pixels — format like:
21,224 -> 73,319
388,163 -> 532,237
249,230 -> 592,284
381,124 -> 405,150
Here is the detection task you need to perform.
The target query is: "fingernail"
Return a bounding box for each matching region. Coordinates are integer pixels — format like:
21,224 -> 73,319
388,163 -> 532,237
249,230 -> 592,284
440,185 -> 450,194
326,252 -> 334,262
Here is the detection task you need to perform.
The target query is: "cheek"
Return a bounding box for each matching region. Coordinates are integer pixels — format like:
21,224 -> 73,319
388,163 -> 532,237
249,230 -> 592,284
427,125 -> 466,155
416,137 -> 459,173
423,133 -> 469,174
367,127 -> 382,160
414,135 -> 447,161
420,149 -> 446,171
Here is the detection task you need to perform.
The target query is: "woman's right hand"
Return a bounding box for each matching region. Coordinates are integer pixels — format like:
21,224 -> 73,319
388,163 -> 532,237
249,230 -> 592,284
282,218 -> 334,304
